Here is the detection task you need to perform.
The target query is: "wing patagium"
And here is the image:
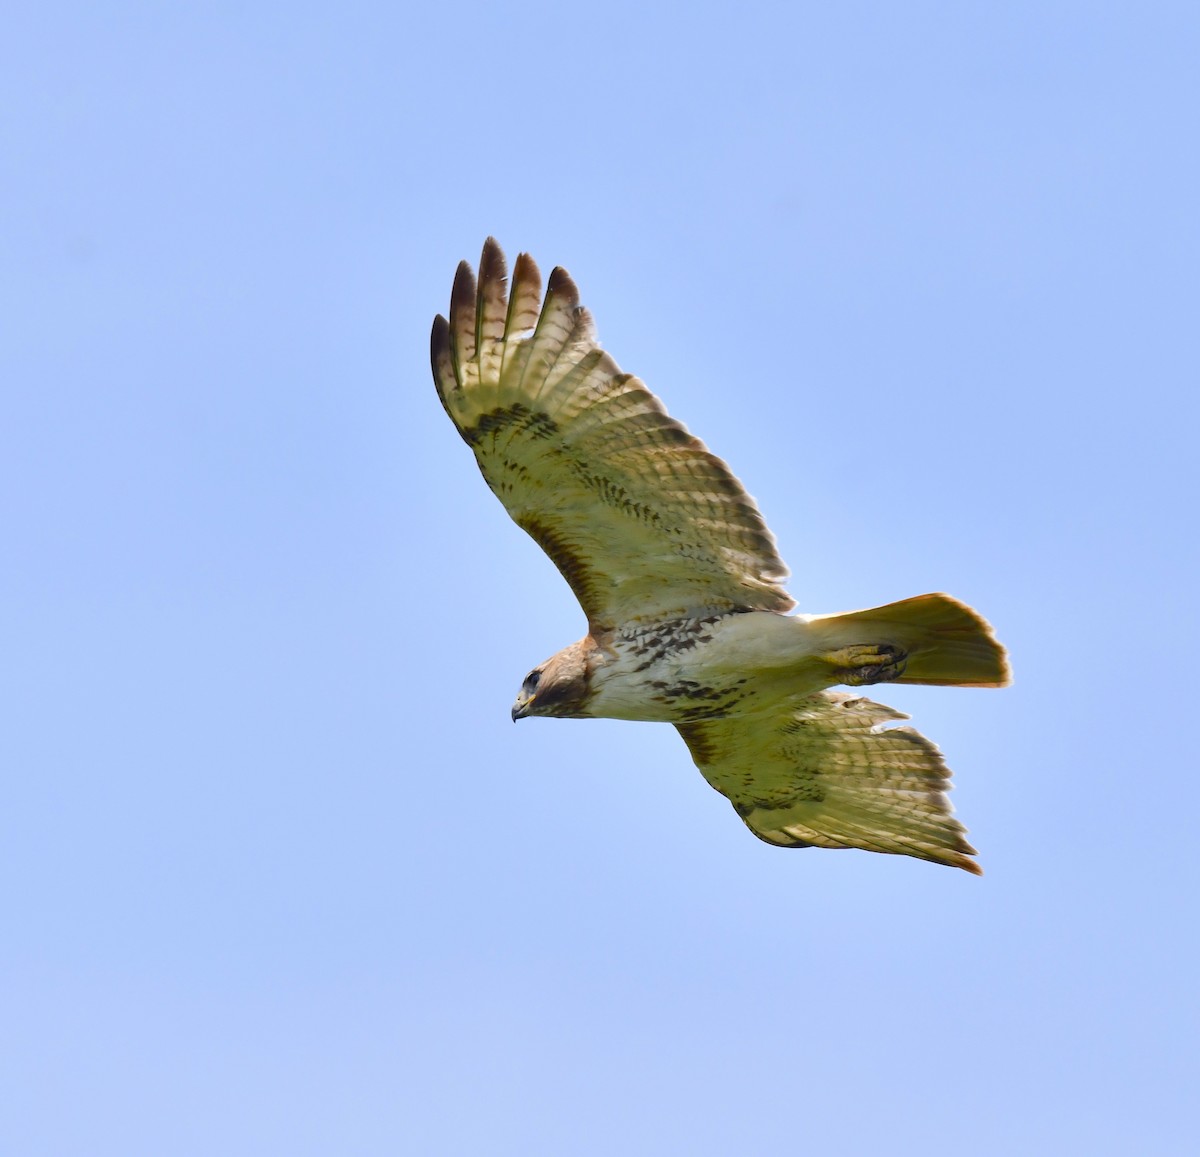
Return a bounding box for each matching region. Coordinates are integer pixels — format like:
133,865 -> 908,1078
431,238 -> 794,632
677,691 -> 982,874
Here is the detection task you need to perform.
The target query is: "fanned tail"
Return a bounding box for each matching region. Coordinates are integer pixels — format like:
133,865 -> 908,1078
806,592 -> 1010,687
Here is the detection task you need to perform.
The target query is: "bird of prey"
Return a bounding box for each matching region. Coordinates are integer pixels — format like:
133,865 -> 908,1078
431,239 -> 1009,874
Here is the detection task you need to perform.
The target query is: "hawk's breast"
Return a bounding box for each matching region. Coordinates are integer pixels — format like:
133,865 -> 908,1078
586,611 -> 825,723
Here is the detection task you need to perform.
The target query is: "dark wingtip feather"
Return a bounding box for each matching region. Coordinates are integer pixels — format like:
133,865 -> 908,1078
546,265 -> 581,308
430,313 -> 456,408
477,235 -> 506,298
448,259 -> 478,376
513,251 -> 541,286
476,238 -> 510,361
430,312 -> 449,357
479,237 -> 507,284
506,252 -> 544,338
450,258 -> 476,307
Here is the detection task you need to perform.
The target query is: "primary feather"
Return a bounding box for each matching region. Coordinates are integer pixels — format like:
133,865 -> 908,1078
432,239 -> 793,633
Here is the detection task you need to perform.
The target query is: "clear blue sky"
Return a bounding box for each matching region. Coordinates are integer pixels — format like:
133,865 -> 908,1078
4,3 -> 1197,1153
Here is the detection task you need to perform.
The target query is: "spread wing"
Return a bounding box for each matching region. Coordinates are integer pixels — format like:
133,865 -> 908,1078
431,239 -> 793,633
677,691 -> 981,873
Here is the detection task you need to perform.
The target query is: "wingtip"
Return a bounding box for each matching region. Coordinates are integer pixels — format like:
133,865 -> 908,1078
479,237 -> 508,289
506,251 -> 544,338
513,251 -> 540,282
448,259 -> 479,373
450,259 -> 476,311
546,264 -> 581,308
430,313 -> 457,407
431,311 -> 449,350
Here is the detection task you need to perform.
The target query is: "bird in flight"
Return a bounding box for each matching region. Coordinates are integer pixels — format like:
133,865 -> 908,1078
431,240 -> 1009,873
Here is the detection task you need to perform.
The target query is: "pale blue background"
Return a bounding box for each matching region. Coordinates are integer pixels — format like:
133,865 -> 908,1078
4,3 -> 1197,1154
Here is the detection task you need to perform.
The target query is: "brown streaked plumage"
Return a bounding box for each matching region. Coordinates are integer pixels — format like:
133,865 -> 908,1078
432,239 -> 1009,874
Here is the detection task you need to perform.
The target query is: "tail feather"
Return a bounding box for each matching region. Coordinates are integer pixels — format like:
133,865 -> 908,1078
807,593 -> 1010,688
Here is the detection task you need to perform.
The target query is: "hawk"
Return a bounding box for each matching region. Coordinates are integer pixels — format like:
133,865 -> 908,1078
431,240 -> 1009,874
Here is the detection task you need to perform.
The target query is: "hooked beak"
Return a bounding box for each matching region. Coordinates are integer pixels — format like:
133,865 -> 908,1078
511,693 -> 532,722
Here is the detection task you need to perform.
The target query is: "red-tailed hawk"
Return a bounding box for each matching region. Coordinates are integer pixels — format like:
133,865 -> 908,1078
431,240 -> 1009,874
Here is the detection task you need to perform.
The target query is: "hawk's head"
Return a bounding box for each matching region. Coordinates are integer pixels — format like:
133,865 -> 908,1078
511,638 -> 597,721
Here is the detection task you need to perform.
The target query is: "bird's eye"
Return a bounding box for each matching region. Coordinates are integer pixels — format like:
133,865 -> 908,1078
525,670 -> 541,691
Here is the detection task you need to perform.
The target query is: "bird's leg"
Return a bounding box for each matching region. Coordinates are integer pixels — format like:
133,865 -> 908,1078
825,643 -> 908,686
